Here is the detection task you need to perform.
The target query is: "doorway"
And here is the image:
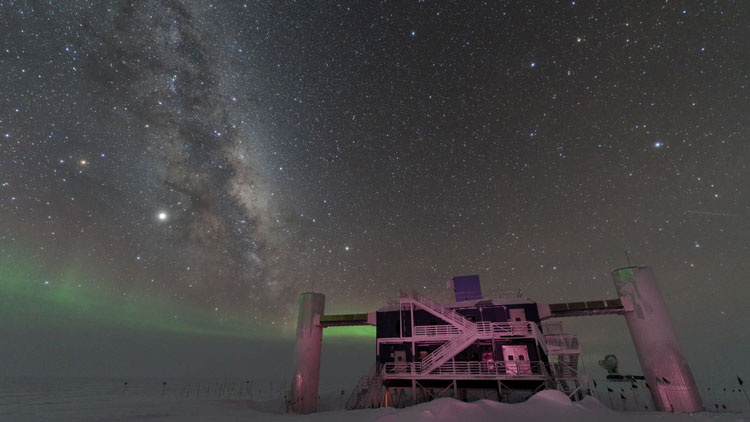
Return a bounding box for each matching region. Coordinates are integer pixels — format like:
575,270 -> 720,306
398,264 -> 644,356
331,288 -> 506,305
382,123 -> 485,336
508,308 -> 527,335
502,345 -> 531,375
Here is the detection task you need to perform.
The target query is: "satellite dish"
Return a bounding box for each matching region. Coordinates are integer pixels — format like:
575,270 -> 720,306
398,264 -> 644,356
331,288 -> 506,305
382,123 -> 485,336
598,354 -> 619,375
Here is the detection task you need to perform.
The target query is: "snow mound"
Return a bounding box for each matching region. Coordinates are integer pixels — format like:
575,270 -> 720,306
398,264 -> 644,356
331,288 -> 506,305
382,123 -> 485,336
578,394 -> 617,411
359,392 -> 619,422
524,389 -> 578,406
5,380 -> 745,422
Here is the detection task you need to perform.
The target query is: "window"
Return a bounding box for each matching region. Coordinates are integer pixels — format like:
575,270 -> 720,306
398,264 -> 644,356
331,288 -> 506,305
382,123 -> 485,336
508,355 -> 514,360
519,355 -> 525,360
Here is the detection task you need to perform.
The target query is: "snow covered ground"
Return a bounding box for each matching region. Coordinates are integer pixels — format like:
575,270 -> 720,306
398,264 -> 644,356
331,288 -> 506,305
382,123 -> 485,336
1,378 -> 747,421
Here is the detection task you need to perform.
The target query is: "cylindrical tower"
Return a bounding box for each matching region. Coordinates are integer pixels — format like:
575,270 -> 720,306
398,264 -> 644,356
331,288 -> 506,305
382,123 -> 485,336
292,292 -> 325,413
611,266 -> 702,412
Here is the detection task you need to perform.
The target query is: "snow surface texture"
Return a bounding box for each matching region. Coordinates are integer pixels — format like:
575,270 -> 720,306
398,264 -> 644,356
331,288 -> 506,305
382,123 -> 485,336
3,379 -> 747,422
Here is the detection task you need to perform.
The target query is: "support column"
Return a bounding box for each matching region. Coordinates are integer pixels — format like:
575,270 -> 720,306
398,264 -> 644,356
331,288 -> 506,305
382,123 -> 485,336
292,292 -> 325,413
611,266 -> 702,412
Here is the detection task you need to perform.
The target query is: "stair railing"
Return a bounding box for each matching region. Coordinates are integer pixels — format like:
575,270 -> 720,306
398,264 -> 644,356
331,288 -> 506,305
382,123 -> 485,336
420,325 -> 478,374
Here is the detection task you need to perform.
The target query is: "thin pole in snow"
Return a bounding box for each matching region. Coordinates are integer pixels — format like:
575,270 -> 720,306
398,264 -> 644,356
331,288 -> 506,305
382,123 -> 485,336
740,387 -> 750,408
738,377 -> 750,409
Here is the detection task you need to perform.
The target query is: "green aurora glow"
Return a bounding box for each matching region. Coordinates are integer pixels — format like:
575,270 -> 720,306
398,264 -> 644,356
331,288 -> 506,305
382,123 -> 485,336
1,254 -> 264,339
0,254 -> 376,341
323,325 -> 376,339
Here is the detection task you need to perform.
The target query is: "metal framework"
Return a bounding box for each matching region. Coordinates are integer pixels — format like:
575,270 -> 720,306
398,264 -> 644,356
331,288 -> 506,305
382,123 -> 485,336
298,266 -> 704,414
346,291 -> 583,409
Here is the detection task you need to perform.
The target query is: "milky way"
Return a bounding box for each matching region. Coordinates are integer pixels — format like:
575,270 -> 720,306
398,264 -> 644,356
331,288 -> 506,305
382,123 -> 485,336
0,1 -> 748,381
79,1 -> 277,289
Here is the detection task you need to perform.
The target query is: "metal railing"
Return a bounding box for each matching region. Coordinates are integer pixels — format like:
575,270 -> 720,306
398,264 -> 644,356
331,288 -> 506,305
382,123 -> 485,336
382,360 -> 547,378
545,334 -> 580,351
419,325 -> 478,373
553,353 -> 579,378
413,325 -> 461,337
412,321 -> 538,376
476,321 -> 534,337
541,321 -> 565,335
412,321 -> 534,339
402,291 -> 475,330
346,364 -> 383,410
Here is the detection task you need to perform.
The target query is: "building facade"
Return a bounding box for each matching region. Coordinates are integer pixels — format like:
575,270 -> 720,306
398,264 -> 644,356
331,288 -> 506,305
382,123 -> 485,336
347,275 -> 582,409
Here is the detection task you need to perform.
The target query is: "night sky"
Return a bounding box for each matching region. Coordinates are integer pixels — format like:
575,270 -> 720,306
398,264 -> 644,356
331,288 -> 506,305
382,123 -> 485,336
1,1 -> 748,384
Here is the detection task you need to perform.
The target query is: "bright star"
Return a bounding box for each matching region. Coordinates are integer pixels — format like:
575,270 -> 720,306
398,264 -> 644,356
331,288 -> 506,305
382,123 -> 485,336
158,212 -> 168,221
344,246 -> 350,251
653,141 -> 664,148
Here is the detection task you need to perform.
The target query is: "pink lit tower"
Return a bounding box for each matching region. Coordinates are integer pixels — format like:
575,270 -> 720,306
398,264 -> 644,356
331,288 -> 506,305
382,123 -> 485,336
291,292 -> 325,413
611,266 -> 703,412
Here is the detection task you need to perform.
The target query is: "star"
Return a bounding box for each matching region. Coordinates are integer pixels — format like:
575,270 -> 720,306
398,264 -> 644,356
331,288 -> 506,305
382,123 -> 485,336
157,212 -> 168,221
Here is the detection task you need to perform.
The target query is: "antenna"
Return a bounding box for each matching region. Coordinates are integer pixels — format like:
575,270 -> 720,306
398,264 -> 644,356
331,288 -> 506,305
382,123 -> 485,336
624,250 -> 632,266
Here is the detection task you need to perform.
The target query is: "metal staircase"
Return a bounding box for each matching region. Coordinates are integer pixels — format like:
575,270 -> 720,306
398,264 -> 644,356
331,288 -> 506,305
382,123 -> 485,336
400,291 -> 474,330
398,292 -> 480,375
419,324 -> 478,374
544,333 -> 582,399
346,364 -> 384,409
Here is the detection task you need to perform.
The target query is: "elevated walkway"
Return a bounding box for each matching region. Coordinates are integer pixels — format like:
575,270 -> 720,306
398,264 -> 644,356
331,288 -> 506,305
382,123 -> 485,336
544,298 -> 626,318
382,360 -> 548,380
411,321 -> 535,341
319,312 -> 375,327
